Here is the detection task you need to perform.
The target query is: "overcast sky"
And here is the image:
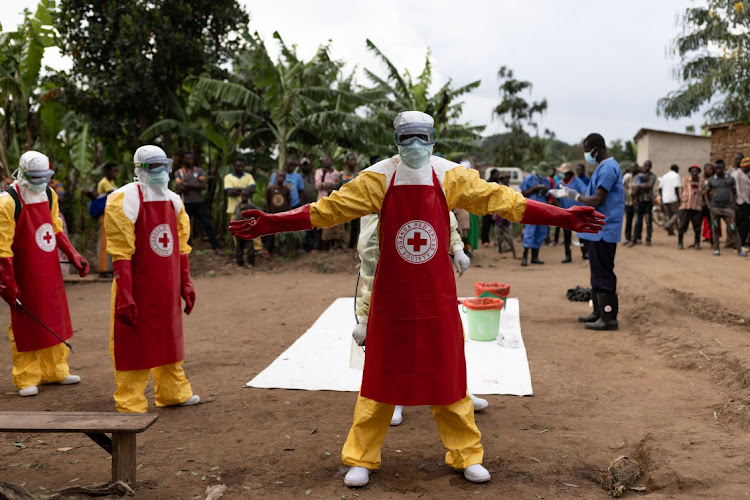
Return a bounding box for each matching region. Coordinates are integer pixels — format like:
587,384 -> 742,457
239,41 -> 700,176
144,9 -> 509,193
1,0 -> 703,145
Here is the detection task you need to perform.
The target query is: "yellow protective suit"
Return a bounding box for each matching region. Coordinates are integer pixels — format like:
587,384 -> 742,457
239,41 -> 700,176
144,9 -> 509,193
104,182 -> 194,413
0,187 -> 71,389
308,155 -> 527,470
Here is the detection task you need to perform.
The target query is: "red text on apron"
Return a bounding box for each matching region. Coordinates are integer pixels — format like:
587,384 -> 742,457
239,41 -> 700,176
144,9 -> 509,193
361,167 -> 466,406
113,186 -> 184,370
10,186 -> 73,352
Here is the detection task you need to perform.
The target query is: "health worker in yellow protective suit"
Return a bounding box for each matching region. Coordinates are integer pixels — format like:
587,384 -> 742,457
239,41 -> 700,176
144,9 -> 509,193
231,111 -> 605,487
105,145 -> 200,413
353,212 -> 489,427
0,151 -> 88,397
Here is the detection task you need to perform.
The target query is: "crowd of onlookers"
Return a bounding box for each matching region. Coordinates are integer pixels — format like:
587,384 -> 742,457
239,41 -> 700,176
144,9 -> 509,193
23,149 -> 750,280
622,152 -> 750,257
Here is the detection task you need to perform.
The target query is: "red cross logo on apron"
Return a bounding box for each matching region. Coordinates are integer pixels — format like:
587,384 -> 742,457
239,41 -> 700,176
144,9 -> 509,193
395,220 -> 438,264
34,223 -> 56,252
149,223 -> 174,257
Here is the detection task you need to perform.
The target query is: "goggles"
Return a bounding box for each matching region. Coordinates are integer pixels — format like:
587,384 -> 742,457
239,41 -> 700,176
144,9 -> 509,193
394,124 -> 435,146
135,158 -> 174,174
22,170 -> 54,185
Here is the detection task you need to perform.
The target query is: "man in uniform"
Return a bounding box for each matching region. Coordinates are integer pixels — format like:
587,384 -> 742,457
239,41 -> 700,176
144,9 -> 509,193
105,145 -> 201,413
0,151 -> 88,397
231,112 -> 604,487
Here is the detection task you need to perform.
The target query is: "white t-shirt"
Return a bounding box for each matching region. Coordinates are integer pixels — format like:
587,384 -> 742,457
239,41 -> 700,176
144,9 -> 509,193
660,170 -> 681,204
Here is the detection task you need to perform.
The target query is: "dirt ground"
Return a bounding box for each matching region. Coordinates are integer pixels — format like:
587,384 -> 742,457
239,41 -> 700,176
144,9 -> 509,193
3,228 -> 750,499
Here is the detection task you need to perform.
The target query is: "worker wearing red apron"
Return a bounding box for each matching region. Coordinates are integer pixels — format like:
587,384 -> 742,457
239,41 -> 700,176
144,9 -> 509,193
0,151 -> 88,397
230,112 -> 605,487
105,145 -> 199,413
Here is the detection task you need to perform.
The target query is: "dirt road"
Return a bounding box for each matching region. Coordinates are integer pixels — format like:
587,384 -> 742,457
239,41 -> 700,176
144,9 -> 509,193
2,230 -> 750,499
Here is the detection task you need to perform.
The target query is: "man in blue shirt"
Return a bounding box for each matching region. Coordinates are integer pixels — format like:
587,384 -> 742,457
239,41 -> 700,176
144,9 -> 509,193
555,134 -> 624,330
270,158 -> 305,208
519,171 -> 551,266
554,163 -> 588,263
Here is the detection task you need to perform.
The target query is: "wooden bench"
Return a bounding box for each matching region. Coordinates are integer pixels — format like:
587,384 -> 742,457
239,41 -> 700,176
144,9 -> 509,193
0,411 -> 158,484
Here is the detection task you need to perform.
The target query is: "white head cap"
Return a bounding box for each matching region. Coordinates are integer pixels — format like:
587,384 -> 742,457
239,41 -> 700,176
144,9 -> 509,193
393,111 -> 434,130
19,151 -> 51,173
134,145 -> 169,165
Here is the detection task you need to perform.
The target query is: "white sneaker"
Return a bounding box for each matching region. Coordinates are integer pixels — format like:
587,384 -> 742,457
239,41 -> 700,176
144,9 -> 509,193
464,464 -> 491,483
179,395 -> 201,406
469,393 -> 489,411
57,375 -> 81,385
18,385 -> 39,397
344,466 -> 371,487
390,405 -> 403,426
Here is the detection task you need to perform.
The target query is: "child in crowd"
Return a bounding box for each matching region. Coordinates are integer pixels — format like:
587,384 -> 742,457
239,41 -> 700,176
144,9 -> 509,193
264,171 -> 291,253
234,189 -> 260,267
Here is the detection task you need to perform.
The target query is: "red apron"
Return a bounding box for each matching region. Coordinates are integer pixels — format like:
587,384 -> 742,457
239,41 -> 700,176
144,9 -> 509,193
10,186 -> 73,352
113,186 -> 184,370
361,167 -> 466,406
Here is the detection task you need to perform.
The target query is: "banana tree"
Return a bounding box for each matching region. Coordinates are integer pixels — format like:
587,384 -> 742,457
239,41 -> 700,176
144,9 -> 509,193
0,0 -> 57,176
196,30 -> 368,172
362,39 -> 484,158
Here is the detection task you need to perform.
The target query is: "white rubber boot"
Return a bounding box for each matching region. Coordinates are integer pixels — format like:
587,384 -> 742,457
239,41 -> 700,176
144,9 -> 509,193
18,385 -> 39,397
57,375 -> 81,385
464,463 -> 491,483
469,392 -> 488,411
344,466 -> 371,487
179,395 -> 201,406
390,405 -> 404,426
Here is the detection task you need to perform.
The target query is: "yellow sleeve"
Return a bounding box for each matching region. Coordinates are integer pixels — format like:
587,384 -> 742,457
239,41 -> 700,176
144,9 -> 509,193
309,171 -> 386,228
104,191 -> 136,262
0,195 -> 16,258
449,211 -> 463,253
355,214 -> 380,319
49,189 -> 63,234
443,167 -> 527,222
177,202 -> 191,255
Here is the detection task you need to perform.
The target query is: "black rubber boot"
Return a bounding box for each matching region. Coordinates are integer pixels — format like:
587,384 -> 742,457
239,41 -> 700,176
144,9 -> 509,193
561,248 -> 572,263
531,248 -> 544,264
521,248 -> 529,267
578,293 -> 599,323
585,293 -> 619,330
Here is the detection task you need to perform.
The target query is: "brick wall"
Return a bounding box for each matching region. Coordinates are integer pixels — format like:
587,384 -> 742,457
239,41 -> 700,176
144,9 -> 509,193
709,123 -> 750,164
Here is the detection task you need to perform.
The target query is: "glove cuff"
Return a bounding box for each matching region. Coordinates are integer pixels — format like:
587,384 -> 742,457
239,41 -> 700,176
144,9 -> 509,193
357,316 -> 368,325
520,199 -> 574,230
452,244 -> 465,255
113,259 -> 133,290
180,253 -> 192,286
56,231 -> 81,260
269,204 -> 314,233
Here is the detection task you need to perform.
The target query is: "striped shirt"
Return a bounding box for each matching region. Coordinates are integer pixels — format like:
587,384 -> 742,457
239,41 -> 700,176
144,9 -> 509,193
679,176 -> 703,211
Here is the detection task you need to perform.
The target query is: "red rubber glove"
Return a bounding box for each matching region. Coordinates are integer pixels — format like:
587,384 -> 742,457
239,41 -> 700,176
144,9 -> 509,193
180,254 -> 196,315
229,205 -> 313,240
56,232 -> 89,277
0,257 -> 20,308
113,260 -> 137,326
521,199 -> 605,233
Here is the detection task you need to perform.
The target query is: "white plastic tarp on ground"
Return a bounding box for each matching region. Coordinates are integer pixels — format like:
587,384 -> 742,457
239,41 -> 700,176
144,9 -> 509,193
245,297 -> 533,396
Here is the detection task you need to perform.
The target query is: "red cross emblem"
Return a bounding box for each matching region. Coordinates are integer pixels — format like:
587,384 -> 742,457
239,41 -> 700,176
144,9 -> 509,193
396,220 -> 438,264
407,232 -> 428,252
149,224 -> 174,257
35,223 -> 56,252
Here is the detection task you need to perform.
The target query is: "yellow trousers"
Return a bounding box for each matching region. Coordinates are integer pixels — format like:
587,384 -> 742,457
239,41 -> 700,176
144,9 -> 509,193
109,281 -> 193,413
8,325 -> 70,389
341,393 -> 483,470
